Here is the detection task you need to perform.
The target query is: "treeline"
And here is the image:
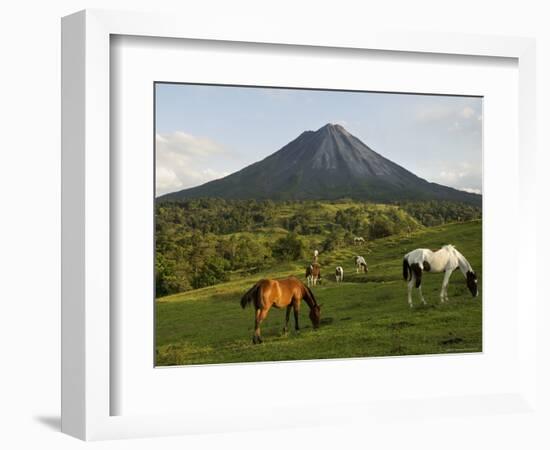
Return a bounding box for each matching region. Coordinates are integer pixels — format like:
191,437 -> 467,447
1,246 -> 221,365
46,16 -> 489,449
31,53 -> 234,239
396,201 -> 482,226
155,199 -> 481,297
155,227 -> 305,297
156,198 -> 277,234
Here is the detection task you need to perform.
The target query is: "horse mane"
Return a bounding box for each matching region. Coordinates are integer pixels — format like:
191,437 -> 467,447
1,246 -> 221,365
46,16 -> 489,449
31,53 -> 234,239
302,285 -> 318,308
451,245 -> 474,273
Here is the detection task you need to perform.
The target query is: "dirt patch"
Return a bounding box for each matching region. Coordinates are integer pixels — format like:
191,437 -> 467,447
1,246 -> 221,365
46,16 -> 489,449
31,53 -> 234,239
388,321 -> 414,330
440,336 -> 464,345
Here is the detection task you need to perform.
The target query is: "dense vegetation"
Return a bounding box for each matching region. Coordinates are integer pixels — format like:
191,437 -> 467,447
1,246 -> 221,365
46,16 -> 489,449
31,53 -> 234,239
396,200 -> 482,226
155,199 -> 481,297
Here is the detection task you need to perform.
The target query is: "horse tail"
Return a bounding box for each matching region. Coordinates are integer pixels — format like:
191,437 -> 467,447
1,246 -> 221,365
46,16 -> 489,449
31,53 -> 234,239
241,282 -> 261,309
403,258 -> 411,281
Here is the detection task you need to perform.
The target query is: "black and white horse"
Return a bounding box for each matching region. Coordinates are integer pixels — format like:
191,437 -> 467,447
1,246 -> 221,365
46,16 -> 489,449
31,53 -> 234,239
402,244 -> 478,308
355,256 -> 368,273
335,266 -> 344,283
354,236 -> 365,245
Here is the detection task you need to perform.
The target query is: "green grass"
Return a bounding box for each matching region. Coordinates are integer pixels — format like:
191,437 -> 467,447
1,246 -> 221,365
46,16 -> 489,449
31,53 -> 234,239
155,220 -> 482,366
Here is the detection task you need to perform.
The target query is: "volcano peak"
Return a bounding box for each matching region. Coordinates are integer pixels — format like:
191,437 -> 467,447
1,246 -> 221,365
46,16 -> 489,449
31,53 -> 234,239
159,125 -> 481,205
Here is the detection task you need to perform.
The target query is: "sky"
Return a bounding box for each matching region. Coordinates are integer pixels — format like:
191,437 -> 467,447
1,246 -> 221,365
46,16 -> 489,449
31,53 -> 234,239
155,83 -> 482,197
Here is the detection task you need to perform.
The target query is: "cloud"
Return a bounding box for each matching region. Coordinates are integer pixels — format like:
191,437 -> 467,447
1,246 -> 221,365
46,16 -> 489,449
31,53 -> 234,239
332,119 -> 349,127
414,104 -> 455,122
460,187 -> 482,194
430,162 -> 482,193
459,106 -> 476,119
156,131 -> 224,157
155,131 -> 229,196
414,101 -> 482,134
437,170 -> 468,184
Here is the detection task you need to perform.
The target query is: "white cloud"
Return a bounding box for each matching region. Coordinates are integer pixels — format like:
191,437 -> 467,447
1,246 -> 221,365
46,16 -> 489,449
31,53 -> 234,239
437,170 -> 468,183
332,119 -> 349,127
460,187 -> 482,194
414,104 -> 455,122
430,162 -> 482,194
414,102 -> 481,134
155,131 -> 229,196
460,106 -> 476,119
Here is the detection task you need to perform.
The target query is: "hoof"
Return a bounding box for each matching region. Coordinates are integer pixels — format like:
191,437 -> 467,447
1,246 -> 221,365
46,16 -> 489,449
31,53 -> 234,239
252,336 -> 263,344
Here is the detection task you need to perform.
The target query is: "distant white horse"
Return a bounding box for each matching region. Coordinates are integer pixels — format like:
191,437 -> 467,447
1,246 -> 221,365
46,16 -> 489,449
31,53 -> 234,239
355,256 -> 368,273
335,266 -> 344,283
354,237 -> 365,245
313,249 -> 319,264
403,244 -> 478,308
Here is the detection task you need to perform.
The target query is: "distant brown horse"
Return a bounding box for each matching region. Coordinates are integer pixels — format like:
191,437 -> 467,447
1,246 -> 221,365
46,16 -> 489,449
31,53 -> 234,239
240,277 -> 322,344
305,263 -> 321,286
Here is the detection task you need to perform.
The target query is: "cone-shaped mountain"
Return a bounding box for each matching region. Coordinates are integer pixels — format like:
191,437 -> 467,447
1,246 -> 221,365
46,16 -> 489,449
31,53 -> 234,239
159,123 -> 481,205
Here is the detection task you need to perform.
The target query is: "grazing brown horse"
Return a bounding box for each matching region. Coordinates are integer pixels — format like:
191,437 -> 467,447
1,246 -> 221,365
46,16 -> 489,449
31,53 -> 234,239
240,277 -> 321,344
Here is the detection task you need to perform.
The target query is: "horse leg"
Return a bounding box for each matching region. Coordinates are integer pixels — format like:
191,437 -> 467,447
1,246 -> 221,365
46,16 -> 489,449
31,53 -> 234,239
253,308 -> 269,344
253,309 -> 261,344
440,270 -> 452,303
283,305 -> 292,335
293,303 -> 301,332
418,283 -> 427,305
407,276 -> 415,308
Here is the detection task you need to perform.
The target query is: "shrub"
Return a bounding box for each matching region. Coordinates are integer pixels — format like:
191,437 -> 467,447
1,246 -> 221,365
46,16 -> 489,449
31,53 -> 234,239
191,257 -> 230,289
272,233 -> 305,261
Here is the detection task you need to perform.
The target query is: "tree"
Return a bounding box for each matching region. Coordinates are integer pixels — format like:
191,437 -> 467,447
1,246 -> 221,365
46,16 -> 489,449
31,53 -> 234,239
272,233 -> 305,261
191,257 -> 230,289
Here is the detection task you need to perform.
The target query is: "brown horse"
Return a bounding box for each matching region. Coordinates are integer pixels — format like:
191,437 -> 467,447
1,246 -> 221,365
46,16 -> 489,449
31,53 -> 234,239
240,277 -> 321,344
305,263 -> 321,286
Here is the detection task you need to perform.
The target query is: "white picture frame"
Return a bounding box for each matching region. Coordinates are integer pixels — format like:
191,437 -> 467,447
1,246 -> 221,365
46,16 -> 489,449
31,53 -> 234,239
61,9 -> 537,441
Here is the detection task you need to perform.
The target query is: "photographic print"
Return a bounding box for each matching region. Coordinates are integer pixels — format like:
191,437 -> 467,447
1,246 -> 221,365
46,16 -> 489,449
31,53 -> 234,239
154,83 -> 482,366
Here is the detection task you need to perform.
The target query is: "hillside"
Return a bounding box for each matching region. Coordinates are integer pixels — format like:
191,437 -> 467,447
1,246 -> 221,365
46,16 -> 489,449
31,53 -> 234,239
155,220 -> 482,366
154,199 -> 481,297
159,123 -> 481,205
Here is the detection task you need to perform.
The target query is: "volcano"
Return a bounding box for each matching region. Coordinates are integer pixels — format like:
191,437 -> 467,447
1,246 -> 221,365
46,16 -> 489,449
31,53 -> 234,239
159,123 -> 481,205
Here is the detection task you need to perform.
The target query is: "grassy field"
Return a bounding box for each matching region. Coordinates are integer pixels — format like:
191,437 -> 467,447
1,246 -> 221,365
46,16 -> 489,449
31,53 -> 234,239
155,220 -> 482,366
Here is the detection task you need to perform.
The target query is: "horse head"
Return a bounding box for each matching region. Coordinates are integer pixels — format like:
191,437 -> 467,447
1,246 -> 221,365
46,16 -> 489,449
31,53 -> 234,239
309,304 -> 322,329
466,271 -> 478,297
